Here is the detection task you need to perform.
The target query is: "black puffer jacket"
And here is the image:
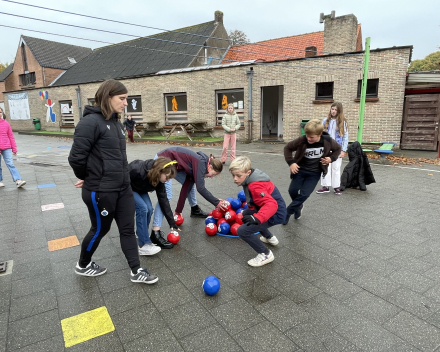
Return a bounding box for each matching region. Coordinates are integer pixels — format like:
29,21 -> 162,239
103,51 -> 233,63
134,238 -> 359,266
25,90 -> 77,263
129,159 -> 177,228
68,105 -> 130,192
340,141 -> 375,191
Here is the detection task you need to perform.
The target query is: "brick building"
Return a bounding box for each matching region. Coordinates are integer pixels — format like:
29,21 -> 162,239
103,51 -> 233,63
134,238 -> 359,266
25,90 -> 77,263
4,12 -> 412,146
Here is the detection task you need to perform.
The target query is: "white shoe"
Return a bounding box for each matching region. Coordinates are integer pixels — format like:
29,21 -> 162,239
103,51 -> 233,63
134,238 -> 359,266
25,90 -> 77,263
0,182 -> 4,188
16,180 -> 26,188
138,243 -> 161,256
260,235 -> 279,246
247,250 -> 274,267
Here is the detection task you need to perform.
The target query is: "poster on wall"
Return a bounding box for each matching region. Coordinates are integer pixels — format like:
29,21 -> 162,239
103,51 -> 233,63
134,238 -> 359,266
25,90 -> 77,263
61,104 -> 71,114
8,92 -> 31,120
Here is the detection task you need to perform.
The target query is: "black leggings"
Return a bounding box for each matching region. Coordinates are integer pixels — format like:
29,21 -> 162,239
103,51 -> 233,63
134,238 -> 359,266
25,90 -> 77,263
79,187 -> 140,273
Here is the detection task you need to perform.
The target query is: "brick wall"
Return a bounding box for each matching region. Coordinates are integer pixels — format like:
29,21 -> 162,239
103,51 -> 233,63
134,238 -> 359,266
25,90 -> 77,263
324,14 -> 358,53
5,47 -> 411,145
0,81 -> 5,102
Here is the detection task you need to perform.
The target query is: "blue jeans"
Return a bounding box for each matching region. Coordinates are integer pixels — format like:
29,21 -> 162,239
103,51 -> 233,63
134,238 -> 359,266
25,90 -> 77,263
0,149 -> 21,182
152,170 -> 197,228
133,191 -> 153,247
287,169 -> 321,215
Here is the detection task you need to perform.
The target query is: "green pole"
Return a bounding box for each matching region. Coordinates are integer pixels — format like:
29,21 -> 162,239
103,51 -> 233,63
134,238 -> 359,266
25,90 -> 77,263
357,37 -> 371,143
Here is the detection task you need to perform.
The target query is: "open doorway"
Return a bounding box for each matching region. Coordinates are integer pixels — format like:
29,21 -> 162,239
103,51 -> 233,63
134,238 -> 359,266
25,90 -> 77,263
261,86 -> 284,141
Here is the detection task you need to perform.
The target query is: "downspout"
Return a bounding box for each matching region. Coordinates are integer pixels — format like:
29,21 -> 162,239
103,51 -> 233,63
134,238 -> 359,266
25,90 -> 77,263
75,86 -> 82,121
42,67 -> 46,86
246,67 -> 254,142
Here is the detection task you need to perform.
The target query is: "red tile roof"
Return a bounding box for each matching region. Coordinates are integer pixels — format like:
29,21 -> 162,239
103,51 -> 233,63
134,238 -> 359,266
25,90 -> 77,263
223,25 -> 362,63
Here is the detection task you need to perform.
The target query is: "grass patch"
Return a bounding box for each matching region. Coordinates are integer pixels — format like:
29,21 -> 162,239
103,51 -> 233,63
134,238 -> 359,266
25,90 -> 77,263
30,131 -> 74,135
138,135 -> 223,142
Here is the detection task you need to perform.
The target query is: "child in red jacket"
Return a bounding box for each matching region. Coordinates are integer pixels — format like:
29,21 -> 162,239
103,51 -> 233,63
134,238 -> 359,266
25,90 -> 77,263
229,156 -> 287,267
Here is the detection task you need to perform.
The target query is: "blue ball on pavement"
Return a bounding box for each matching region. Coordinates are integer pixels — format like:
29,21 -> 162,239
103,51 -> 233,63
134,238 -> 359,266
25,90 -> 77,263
203,276 -> 221,295
218,222 -> 230,234
237,190 -> 246,202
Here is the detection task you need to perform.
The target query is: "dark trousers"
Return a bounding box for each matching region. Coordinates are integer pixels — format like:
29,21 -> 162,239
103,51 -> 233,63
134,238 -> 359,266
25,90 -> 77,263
287,169 -> 321,215
127,129 -> 134,143
79,187 -> 140,272
237,209 -> 273,254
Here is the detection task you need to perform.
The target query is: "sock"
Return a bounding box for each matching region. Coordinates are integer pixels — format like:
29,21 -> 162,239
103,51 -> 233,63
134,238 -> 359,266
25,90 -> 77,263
132,266 -> 141,275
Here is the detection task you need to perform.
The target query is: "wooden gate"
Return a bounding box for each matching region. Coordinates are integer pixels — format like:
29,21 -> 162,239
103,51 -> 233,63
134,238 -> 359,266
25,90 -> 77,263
401,94 -> 440,150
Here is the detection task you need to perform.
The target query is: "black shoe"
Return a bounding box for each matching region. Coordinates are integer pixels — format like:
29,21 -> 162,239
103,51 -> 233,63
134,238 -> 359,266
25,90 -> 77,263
150,230 -> 174,249
294,204 -> 304,220
190,205 -> 209,218
282,213 -> 291,226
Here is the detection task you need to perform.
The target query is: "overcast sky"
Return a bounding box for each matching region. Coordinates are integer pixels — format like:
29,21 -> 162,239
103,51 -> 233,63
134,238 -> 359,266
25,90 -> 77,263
1,0 -> 439,65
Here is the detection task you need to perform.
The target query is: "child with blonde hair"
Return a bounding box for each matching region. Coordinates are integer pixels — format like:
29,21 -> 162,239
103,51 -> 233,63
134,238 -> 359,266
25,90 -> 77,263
229,156 -> 287,267
221,103 -> 241,164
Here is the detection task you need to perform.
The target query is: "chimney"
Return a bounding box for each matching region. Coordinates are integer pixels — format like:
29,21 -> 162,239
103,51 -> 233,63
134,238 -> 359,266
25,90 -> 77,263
322,12 -> 358,54
215,10 -> 223,24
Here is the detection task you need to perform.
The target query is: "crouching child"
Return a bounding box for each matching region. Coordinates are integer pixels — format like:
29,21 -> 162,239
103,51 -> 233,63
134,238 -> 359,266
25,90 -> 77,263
229,156 -> 287,267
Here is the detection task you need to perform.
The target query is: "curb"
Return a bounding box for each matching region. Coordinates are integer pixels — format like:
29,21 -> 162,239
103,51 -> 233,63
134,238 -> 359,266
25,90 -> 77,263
18,131 -> 74,138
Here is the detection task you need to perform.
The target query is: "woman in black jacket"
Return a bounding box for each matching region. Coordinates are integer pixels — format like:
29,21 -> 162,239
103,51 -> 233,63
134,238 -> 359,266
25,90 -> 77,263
68,79 -> 158,284
129,157 -> 179,254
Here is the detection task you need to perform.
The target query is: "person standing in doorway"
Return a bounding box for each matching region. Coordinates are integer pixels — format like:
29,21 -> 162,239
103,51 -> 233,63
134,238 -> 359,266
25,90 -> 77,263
123,115 -> 136,143
0,107 -> 26,188
316,102 -> 349,196
221,103 -> 241,164
68,79 -> 158,284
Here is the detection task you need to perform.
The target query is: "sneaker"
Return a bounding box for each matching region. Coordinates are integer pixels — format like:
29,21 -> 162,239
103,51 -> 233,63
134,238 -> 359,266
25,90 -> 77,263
138,243 -> 161,256
247,250 -> 274,267
282,213 -> 291,226
0,182 -> 4,188
130,268 -> 158,284
16,180 -> 26,188
294,204 -> 304,220
260,235 -> 279,246
74,262 -> 107,277
316,186 -> 330,194
334,188 -> 342,195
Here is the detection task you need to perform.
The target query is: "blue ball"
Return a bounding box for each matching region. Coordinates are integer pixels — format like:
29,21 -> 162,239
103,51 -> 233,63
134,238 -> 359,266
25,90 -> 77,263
230,198 -> 241,210
236,208 -> 244,214
225,197 -> 234,203
237,190 -> 246,202
218,222 -> 230,234
203,276 -> 221,296
242,203 -> 248,209
205,216 -> 217,225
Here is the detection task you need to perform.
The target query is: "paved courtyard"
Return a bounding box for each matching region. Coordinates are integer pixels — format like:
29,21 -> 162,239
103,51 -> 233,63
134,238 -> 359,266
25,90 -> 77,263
1,134 -> 440,351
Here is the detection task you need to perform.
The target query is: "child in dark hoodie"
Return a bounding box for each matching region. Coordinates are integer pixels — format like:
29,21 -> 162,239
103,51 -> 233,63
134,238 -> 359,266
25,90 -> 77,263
229,156 -> 287,267
283,119 -> 341,224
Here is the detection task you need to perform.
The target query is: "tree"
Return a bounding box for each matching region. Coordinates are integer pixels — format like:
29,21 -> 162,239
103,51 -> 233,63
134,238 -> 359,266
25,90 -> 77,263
228,30 -> 250,46
408,51 -> 440,72
0,62 -> 11,74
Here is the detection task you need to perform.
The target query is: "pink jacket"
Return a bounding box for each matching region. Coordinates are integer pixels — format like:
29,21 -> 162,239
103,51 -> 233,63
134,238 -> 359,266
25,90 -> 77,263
0,119 -> 18,153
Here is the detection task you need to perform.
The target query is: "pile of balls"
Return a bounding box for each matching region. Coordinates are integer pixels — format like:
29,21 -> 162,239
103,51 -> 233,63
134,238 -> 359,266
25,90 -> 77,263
205,190 -> 248,237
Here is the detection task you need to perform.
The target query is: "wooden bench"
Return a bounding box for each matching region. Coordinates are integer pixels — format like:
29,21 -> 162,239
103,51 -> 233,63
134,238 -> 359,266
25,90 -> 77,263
374,142 -> 397,157
164,120 -> 214,141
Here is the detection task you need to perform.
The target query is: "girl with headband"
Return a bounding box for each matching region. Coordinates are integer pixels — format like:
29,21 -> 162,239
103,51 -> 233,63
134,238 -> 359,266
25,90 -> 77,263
128,157 -> 179,253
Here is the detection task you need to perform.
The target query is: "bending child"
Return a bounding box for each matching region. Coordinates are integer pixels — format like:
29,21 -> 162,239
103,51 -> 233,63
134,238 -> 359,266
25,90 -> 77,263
229,156 -> 287,267
129,157 -> 179,254
283,119 -> 341,224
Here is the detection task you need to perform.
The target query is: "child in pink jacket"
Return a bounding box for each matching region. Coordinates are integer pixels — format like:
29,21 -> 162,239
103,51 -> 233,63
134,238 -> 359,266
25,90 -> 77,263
0,108 -> 26,188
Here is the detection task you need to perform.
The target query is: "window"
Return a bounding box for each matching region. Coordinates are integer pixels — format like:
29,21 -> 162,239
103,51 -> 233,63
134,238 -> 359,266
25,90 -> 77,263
21,43 -> 28,72
125,95 -> 143,125
19,72 -> 36,86
315,82 -> 334,100
59,100 -> 74,127
357,78 -> 379,98
88,98 -> 95,106
216,89 -> 244,126
68,57 -> 77,64
164,93 -> 187,124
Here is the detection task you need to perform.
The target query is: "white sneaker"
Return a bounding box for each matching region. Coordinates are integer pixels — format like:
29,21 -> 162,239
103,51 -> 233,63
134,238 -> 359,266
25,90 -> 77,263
0,182 -> 4,188
247,250 -> 274,267
16,180 -> 26,188
138,243 -> 161,256
260,235 -> 279,246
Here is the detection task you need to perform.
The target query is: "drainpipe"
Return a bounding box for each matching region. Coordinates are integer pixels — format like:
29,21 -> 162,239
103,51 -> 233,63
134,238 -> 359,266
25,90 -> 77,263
42,67 -> 46,86
246,67 -> 254,141
75,86 -> 82,120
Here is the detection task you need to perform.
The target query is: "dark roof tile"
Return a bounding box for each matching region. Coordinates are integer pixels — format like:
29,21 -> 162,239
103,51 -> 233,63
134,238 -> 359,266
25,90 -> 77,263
0,64 -> 13,82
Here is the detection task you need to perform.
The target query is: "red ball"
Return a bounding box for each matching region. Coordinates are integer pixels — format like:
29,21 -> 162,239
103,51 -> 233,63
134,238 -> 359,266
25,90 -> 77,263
208,210 -> 213,216
235,212 -> 244,225
224,210 -> 236,223
222,201 -> 231,211
167,231 -> 180,244
217,218 -> 227,226
212,208 -> 224,219
173,214 -> 184,226
230,223 -> 240,236
205,223 -> 217,236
